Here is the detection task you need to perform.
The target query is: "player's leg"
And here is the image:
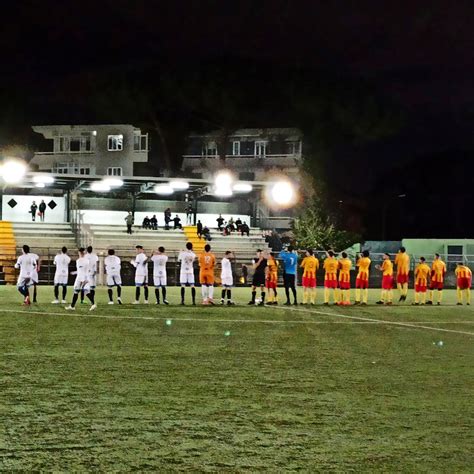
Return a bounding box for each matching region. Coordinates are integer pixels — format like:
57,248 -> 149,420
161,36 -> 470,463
284,276 -> 291,304
155,286 -> 161,304
53,284 -> 59,303
162,285 -> 168,304
421,289 -> 427,304
208,283 -> 215,303
62,284 -> 67,303
362,284 -> 368,305
310,284 -> 316,304
249,284 -> 257,305
355,283 -> 361,304
466,288 -> 471,305
259,284 -> 266,305
80,289 -> 85,304
108,287 -> 114,303
135,285 -> 141,303
191,285 -> 196,305
33,283 -> 37,303
414,289 -> 419,304
378,287 -> 385,304
456,285 -> 463,304
143,284 -> 149,303
289,275 -> 298,304
324,285 -> 330,304
180,285 -> 186,305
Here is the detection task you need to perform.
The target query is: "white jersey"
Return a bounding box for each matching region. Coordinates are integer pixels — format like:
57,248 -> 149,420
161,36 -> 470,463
133,253 -> 148,277
54,253 -> 71,285
15,254 -> 37,279
151,254 -> 168,276
86,252 -> 99,276
221,257 -> 233,286
104,255 -> 121,276
29,253 -> 40,283
75,256 -> 90,281
178,250 -> 196,275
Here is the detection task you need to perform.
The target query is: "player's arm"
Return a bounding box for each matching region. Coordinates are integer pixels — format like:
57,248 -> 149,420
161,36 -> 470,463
252,257 -> 262,270
36,256 -> 42,272
14,257 -> 21,269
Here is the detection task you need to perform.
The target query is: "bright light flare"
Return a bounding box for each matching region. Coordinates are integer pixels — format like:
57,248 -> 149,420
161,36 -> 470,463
214,170 -> 234,197
1,159 -> 27,184
265,179 -> 298,208
155,184 -> 174,195
103,177 -> 124,187
233,182 -> 253,193
35,183 -> 45,188
32,175 -> 55,184
90,182 -> 111,192
169,180 -> 189,190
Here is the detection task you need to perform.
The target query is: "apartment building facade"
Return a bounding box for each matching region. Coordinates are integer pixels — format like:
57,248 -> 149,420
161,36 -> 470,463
30,124 -> 149,177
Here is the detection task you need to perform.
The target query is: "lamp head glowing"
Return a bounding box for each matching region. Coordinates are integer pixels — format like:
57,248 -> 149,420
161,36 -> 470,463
265,179 -> 298,208
1,159 -> 27,184
32,175 -> 55,185
169,180 -> 189,190
214,170 -> 234,197
233,182 -> 253,193
103,178 -> 124,187
155,184 -> 174,195
90,182 -> 111,192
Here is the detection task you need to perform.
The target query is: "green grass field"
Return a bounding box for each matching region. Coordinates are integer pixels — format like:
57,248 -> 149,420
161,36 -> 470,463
1,286 -> 473,471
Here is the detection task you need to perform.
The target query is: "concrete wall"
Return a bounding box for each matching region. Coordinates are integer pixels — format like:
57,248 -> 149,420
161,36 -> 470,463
2,194 -> 66,223
402,239 -> 474,257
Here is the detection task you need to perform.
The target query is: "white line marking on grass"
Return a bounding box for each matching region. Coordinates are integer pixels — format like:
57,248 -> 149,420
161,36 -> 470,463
0,308 -> 473,331
269,306 -> 474,337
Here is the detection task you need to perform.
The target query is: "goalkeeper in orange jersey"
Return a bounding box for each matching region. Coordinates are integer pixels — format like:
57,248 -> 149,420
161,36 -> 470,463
413,257 -> 430,305
394,246 -> 410,302
427,253 -> 446,305
265,252 -> 279,305
355,250 -> 371,305
323,250 -> 339,305
300,249 -> 319,304
337,252 -> 352,305
455,262 -> 472,305
376,253 -> 394,305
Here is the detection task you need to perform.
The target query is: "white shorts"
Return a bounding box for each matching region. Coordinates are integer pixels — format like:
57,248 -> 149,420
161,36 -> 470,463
221,276 -> 233,287
88,274 -> 97,289
107,274 -> 122,287
180,273 -> 195,286
54,273 -> 68,285
17,276 -> 34,288
73,276 -> 90,293
135,274 -> 148,286
153,275 -> 167,287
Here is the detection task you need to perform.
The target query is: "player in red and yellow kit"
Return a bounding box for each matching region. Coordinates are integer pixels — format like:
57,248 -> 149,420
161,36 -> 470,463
394,247 -> 410,302
376,253 -> 394,305
300,249 -> 319,304
428,253 -> 446,305
338,252 -> 352,305
265,252 -> 279,305
323,250 -> 339,305
455,263 -> 472,305
198,244 -> 216,305
355,250 -> 371,305
413,257 -> 430,305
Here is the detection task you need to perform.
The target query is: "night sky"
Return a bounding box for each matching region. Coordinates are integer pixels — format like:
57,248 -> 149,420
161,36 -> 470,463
1,1 -> 474,238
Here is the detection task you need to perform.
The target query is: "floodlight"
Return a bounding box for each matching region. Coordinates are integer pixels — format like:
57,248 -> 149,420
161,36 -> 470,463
169,180 -> 189,190
103,177 -> 124,187
32,175 -> 55,184
1,159 -> 27,184
35,183 -> 45,188
155,184 -> 174,195
233,183 -> 253,192
266,179 -> 297,208
90,182 -> 111,192
214,187 -> 233,197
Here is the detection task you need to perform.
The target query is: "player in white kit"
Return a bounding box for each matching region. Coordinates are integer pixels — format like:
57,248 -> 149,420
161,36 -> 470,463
81,246 -> 98,304
132,245 -> 149,304
104,248 -> 122,305
151,246 -> 169,305
66,248 -> 96,311
178,242 -> 196,305
52,246 -> 71,304
15,245 -> 37,306
220,251 -> 235,305
29,250 -> 41,303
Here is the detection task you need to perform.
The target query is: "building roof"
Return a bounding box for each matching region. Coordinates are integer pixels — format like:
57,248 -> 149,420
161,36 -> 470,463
189,127 -> 302,140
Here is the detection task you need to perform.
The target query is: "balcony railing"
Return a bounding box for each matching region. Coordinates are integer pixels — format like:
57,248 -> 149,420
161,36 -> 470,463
182,153 -> 302,159
35,150 -> 95,155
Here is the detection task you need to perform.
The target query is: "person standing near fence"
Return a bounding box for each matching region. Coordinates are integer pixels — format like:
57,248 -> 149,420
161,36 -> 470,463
395,247 -> 410,302
301,249 -> 319,305
355,251 -> 371,306
376,253 -> 394,305
455,262 -> 472,305
323,250 -> 339,305
125,212 -> 134,234
30,201 -> 38,222
104,249 -> 122,305
413,257 -> 430,305
151,247 -> 169,305
338,252 -> 352,305
38,200 -> 46,222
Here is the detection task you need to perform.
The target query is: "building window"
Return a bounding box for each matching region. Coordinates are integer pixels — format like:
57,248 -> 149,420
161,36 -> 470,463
288,141 -> 301,155
70,138 -> 81,152
232,141 -> 240,156
108,135 -> 123,151
107,167 -> 122,176
255,141 -> 267,157
202,142 -> 217,157
133,133 -> 148,151
56,135 -> 92,153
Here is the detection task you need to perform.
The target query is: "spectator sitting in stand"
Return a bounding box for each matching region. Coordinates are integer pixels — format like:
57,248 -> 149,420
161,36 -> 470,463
227,217 -> 235,232
202,226 -> 212,241
164,208 -> 171,230
142,216 -> 150,229
150,215 -> 158,230
173,214 -> 182,229
240,222 -> 250,237
235,218 -> 242,232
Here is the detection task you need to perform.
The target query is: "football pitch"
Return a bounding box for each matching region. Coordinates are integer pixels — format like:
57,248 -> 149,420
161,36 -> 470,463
1,286 -> 473,471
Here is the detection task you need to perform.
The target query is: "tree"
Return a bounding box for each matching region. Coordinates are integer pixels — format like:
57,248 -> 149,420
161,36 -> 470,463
291,198 -> 360,251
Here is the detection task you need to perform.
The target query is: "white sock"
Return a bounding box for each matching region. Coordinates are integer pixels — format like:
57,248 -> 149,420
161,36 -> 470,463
208,286 -> 214,300
201,286 -> 208,300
